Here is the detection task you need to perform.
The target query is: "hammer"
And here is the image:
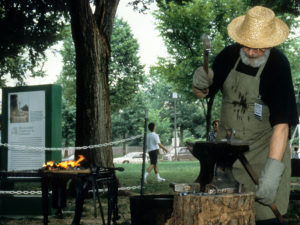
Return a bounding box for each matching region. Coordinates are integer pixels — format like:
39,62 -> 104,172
200,34 -> 211,95
202,34 -> 210,74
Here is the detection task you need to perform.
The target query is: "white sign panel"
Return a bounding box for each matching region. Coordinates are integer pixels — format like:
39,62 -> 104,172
7,91 -> 46,171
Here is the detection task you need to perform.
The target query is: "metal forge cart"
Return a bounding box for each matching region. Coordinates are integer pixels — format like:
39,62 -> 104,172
0,167 -> 120,225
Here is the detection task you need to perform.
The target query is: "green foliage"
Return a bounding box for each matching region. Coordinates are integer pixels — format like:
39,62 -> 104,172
247,0 -> 299,16
0,0 -> 69,84
111,97 -> 146,146
61,99 -> 76,147
57,33 -> 76,108
110,17 -> 145,112
153,0 -> 248,97
56,30 -> 76,147
280,36 -> 300,94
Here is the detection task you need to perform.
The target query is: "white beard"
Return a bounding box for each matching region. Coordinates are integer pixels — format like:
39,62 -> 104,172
240,48 -> 271,68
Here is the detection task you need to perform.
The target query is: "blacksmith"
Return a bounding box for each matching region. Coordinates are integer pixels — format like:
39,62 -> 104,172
193,6 -> 298,224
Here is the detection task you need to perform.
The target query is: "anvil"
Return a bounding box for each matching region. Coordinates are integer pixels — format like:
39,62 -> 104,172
187,141 -> 249,194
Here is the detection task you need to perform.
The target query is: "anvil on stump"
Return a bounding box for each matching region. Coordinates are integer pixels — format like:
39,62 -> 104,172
165,141 -> 256,225
187,141 -> 249,194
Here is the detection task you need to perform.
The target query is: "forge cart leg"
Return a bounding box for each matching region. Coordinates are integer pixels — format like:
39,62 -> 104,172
52,178 -> 67,218
72,178 -> 87,225
41,176 -> 49,225
93,178 -> 106,225
107,179 -> 119,225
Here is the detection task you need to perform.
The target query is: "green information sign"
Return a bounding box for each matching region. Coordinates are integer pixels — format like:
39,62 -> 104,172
0,84 -> 62,170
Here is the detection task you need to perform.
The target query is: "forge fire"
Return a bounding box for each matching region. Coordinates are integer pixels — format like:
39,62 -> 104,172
43,155 -> 85,170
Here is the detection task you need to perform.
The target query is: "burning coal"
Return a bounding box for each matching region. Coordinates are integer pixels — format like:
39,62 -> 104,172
43,155 -> 85,170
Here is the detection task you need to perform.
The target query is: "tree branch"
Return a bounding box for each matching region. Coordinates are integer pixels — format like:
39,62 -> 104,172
94,0 -> 119,42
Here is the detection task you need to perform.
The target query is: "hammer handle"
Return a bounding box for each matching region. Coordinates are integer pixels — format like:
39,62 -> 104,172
238,154 -> 285,224
203,50 -> 209,74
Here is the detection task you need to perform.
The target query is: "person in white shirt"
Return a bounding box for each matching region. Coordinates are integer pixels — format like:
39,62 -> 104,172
144,122 -> 169,183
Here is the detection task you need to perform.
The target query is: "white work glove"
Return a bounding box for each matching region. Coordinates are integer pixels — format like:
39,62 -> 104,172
255,158 -> 285,205
193,66 -> 214,90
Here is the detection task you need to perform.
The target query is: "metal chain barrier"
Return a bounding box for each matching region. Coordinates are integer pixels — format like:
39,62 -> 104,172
94,185 -> 141,193
0,186 -> 141,195
0,134 -> 142,152
0,190 -> 44,195
0,134 -> 143,195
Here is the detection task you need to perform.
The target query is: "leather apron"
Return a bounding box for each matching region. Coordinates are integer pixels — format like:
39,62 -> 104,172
216,57 -> 291,220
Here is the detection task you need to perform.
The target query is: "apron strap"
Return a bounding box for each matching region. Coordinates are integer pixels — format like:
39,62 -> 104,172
233,55 -> 269,80
255,55 -> 269,79
233,57 -> 241,70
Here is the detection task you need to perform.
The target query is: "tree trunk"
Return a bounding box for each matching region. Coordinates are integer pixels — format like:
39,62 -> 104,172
69,0 -> 120,167
165,193 -> 255,225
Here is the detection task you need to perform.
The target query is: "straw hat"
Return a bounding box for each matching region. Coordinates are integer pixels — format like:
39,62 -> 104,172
227,6 -> 289,48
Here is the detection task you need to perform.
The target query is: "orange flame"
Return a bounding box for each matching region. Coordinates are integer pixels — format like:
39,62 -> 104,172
43,155 -> 85,170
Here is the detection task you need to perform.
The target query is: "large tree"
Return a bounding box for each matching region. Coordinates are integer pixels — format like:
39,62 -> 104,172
57,17 -> 145,148
0,0 -> 153,168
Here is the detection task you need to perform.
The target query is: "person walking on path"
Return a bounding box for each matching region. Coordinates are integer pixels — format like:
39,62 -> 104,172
144,122 -> 169,183
193,6 -> 298,224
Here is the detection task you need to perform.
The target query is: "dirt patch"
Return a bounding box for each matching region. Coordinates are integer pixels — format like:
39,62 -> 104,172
0,196 -> 132,225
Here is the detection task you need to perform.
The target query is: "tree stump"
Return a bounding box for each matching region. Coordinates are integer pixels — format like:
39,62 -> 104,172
165,192 -> 255,225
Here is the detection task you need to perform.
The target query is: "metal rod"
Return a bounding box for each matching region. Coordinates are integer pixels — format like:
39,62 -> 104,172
93,175 -> 106,225
140,110 -> 148,195
174,97 -> 177,160
238,154 -> 284,224
92,177 -> 97,218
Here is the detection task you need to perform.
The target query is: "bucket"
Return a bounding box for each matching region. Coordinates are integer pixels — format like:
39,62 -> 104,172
130,195 -> 174,225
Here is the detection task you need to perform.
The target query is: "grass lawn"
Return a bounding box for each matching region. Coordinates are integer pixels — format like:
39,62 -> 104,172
1,160 -> 299,224
116,160 -> 300,224
116,160 -> 200,195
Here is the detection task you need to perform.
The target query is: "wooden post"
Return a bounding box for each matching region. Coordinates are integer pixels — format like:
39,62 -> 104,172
165,192 -> 255,225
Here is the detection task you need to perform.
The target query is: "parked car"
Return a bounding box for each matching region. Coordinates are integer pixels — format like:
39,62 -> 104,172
62,154 -> 75,161
162,147 -> 196,161
113,152 -> 149,164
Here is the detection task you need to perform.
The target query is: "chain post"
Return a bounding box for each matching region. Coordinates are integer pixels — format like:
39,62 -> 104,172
140,110 -> 148,196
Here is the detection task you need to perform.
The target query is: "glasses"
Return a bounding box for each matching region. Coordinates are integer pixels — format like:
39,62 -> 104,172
242,46 -> 267,54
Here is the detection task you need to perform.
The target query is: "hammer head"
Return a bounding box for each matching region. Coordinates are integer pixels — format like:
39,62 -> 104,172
201,34 -> 211,51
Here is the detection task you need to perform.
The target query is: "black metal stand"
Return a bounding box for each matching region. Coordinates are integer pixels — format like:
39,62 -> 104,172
0,168 -> 121,225
41,175 -> 49,225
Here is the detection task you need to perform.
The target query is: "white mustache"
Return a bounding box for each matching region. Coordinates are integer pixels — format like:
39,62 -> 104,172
240,48 -> 271,68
